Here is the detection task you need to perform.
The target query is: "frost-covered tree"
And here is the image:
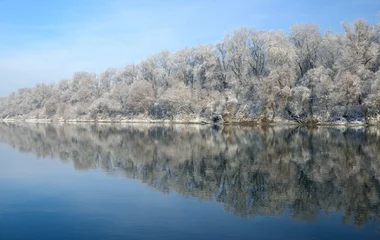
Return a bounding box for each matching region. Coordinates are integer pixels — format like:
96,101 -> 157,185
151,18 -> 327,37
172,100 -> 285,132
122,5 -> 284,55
1,16 -> 379,124
290,24 -> 322,79
127,80 -> 155,116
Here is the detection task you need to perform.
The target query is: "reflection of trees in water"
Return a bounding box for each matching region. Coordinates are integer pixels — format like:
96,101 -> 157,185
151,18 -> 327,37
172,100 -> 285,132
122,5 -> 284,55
1,123 -> 380,226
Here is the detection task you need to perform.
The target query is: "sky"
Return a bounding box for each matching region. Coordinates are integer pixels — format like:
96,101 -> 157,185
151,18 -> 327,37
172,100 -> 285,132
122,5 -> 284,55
0,0 -> 379,96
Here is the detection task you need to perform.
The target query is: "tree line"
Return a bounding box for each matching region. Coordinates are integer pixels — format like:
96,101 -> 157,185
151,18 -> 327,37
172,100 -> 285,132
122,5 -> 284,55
1,18 -> 380,124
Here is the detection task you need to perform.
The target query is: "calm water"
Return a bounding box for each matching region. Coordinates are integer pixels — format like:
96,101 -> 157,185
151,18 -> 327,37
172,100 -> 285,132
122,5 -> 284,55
0,123 -> 380,240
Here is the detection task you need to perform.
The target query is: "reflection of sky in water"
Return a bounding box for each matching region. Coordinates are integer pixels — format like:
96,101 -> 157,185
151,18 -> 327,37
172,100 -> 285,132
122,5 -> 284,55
0,143 -> 379,240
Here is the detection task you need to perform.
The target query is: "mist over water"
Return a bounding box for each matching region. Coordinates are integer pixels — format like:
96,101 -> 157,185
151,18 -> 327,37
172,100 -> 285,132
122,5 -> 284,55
0,123 -> 380,239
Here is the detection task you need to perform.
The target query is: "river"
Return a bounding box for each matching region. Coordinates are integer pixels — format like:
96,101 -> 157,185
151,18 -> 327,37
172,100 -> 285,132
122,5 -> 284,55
0,123 -> 379,239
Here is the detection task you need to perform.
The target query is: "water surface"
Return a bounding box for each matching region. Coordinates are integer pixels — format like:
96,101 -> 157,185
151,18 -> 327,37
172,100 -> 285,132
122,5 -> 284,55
0,123 -> 379,239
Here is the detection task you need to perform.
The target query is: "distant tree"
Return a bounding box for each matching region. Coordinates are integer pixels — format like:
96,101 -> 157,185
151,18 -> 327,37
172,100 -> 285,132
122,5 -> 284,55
127,80 -> 155,116
290,24 -> 322,79
159,81 -> 193,118
0,17 -> 379,123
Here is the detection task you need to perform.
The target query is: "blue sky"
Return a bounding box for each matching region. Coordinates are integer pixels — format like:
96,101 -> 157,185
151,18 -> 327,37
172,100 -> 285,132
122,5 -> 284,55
0,0 -> 379,96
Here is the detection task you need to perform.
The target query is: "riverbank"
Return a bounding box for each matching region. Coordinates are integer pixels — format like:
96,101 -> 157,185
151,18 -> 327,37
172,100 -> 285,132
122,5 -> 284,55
1,116 -> 379,126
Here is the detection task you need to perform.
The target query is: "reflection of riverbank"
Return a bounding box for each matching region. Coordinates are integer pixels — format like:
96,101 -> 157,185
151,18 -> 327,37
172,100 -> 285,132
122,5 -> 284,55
0,122 -> 380,227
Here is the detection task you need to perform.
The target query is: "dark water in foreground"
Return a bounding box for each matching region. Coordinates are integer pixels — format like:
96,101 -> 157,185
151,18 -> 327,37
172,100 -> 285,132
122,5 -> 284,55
0,123 -> 380,240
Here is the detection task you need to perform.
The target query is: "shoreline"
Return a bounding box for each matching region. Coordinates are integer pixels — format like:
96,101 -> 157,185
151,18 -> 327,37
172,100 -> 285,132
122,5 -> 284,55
0,117 -> 378,127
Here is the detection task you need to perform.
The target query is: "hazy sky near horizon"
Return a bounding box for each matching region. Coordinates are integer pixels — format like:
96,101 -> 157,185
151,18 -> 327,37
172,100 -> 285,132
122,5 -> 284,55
0,0 -> 379,96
